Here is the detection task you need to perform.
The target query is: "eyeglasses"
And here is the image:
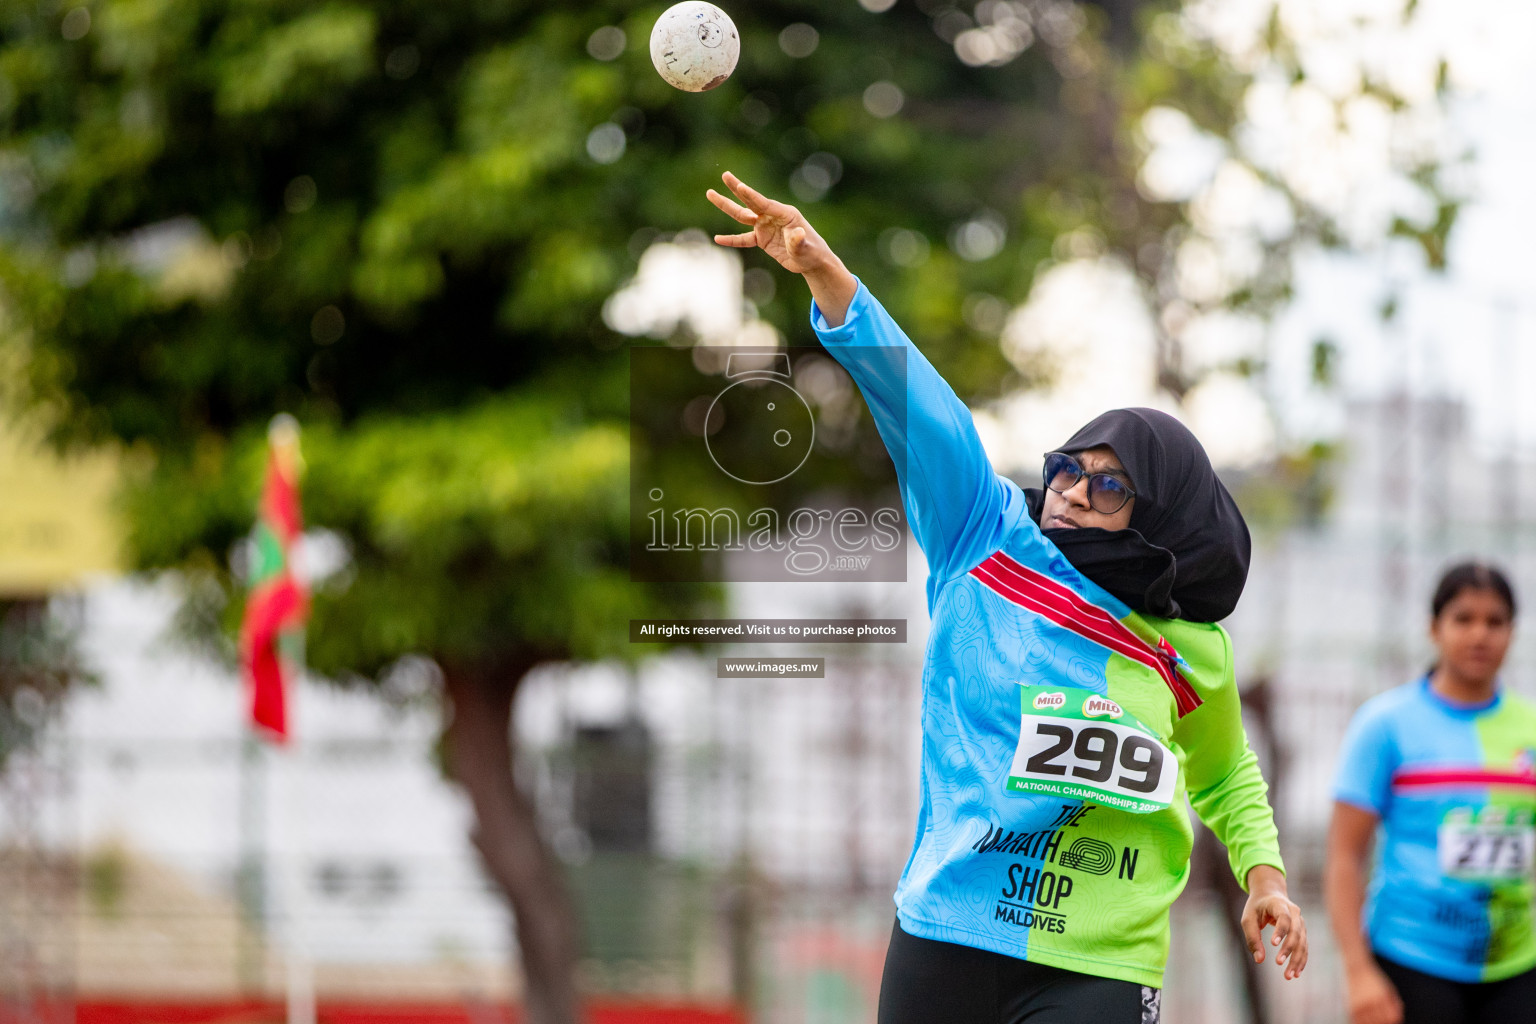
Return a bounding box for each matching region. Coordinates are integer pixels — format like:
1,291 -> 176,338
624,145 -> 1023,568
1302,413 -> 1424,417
1042,452 -> 1136,515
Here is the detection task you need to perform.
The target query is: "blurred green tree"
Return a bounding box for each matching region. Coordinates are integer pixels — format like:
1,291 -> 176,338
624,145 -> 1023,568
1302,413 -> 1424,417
0,598 -> 93,771
0,0 -> 1457,1017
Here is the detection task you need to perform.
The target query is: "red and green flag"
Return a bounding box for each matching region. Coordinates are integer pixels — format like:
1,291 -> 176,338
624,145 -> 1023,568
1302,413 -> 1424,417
240,420 -> 307,742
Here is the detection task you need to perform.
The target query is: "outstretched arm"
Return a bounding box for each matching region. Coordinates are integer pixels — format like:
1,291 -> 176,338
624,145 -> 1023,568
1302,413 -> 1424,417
708,173 -> 1027,581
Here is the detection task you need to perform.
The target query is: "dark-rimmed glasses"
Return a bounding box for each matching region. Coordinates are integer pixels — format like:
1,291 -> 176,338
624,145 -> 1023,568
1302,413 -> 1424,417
1042,452 -> 1136,515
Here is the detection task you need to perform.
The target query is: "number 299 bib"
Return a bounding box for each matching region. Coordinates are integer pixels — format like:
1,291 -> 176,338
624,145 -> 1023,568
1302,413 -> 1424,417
1007,685 -> 1177,814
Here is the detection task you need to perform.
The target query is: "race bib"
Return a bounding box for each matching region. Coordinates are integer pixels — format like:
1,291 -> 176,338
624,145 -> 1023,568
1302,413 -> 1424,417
1439,807 -> 1536,882
1007,686 -> 1178,814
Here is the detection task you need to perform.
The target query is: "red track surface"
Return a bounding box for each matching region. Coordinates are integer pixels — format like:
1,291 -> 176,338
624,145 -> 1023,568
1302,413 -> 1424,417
73,1002 -> 746,1024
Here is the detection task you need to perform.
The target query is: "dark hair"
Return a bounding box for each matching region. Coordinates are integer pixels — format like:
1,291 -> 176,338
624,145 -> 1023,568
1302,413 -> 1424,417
1431,562 -> 1517,620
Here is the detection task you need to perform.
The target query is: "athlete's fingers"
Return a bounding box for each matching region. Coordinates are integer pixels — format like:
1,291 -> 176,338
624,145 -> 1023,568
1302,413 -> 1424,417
1279,904 -> 1299,950
706,188 -> 757,226
714,232 -> 758,248
1287,915 -> 1309,978
1287,941 -> 1308,979
786,226 -> 807,257
1240,906 -> 1264,963
721,171 -> 764,211
1278,906 -> 1306,978
723,171 -> 773,214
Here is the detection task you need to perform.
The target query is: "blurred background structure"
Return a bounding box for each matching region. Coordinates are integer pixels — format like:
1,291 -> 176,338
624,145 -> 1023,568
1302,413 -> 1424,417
2,0 -> 1534,1021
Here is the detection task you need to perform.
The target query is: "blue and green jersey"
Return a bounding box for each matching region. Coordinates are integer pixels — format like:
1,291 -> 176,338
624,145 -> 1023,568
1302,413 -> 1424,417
811,282 -> 1283,988
1335,677 -> 1536,982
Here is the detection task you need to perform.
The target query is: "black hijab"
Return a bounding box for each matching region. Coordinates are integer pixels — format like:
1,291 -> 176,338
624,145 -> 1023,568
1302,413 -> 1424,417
1023,408 -> 1251,623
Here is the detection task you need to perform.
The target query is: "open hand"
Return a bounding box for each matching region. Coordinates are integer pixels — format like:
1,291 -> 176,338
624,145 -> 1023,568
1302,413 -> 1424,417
1241,866 -> 1308,980
706,171 -> 857,325
707,171 -> 838,276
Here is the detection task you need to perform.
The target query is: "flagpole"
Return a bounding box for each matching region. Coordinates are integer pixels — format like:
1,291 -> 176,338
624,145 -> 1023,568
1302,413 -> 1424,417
240,413 -> 315,1024
282,701 -> 315,1024
236,725 -> 267,993
274,415 -> 315,1024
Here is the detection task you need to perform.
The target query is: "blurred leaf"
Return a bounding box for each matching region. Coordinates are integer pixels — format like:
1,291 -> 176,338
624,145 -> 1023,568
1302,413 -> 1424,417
214,5 -> 379,116
1311,337 -> 1338,388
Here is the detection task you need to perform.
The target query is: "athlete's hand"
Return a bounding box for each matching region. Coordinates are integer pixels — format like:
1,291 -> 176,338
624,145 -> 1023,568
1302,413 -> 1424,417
706,171 -> 858,325
1344,964 -> 1403,1024
1241,865 -> 1308,980
708,171 -> 835,274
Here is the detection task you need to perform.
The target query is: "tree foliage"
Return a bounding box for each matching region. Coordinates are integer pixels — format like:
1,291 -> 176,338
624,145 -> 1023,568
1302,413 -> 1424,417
0,0 -> 1462,812
0,0 -> 1214,667
0,598 -> 93,770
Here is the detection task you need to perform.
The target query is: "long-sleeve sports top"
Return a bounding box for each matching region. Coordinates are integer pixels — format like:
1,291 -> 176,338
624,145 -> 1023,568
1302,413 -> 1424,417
811,281 -> 1284,988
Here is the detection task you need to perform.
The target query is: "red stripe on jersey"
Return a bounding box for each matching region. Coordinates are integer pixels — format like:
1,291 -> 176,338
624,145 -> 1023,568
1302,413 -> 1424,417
1392,768 -> 1536,791
967,550 -> 1203,717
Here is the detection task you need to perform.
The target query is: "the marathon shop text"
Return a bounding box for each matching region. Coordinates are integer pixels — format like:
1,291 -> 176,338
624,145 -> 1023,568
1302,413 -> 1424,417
973,803 -> 1145,934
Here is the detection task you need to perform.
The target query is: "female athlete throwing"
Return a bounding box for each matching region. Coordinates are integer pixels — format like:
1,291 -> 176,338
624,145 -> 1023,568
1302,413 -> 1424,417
705,172 -> 1306,1023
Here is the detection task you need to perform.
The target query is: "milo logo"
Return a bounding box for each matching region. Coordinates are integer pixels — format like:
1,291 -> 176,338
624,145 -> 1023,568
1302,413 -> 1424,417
1033,691 -> 1067,711
1082,696 -> 1123,719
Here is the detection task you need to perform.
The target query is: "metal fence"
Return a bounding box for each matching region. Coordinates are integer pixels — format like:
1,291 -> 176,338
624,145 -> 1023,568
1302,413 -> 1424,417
10,457 -> 1536,1023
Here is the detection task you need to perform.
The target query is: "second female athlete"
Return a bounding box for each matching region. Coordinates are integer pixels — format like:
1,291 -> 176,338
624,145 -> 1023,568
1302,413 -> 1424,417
1327,563 -> 1536,1024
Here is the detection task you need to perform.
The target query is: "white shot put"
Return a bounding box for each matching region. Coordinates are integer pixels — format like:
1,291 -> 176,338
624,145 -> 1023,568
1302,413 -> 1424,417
650,2 -> 740,92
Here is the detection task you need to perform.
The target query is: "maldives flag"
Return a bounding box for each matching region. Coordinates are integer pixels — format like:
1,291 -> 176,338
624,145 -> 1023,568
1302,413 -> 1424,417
240,422 -> 307,742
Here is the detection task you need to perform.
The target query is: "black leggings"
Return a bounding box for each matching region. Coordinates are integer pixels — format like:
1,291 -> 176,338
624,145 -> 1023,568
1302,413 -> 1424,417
1376,954 -> 1536,1024
878,920 -> 1159,1024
